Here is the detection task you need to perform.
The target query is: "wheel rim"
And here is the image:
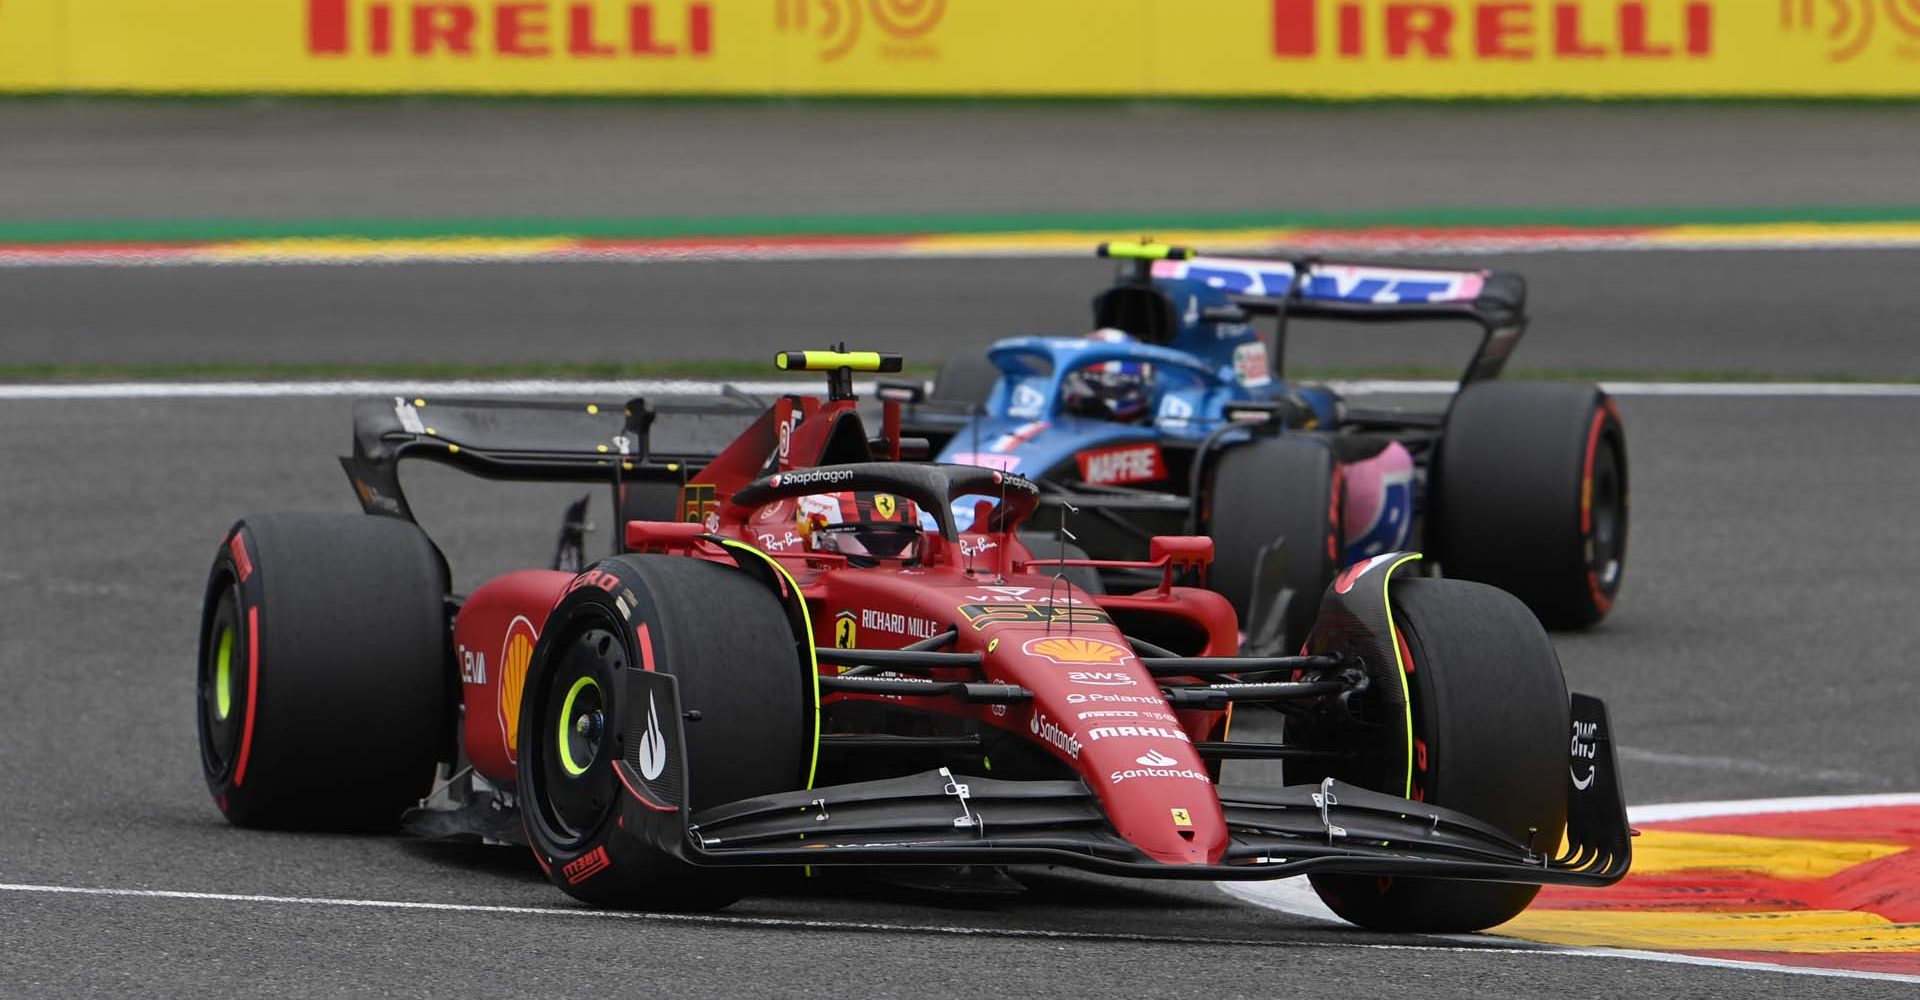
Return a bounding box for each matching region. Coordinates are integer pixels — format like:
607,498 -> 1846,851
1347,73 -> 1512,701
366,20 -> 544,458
1588,437 -> 1624,591
558,676 -> 604,777
214,627 -> 234,721
536,625 -> 623,844
198,584 -> 244,777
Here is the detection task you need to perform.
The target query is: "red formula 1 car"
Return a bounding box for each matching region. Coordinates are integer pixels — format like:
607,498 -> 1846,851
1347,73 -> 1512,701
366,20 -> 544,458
196,350 -> 1629,932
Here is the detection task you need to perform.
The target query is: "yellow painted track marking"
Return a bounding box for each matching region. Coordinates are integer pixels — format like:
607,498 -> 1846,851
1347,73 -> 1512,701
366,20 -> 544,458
1623,829 -> 1907,879
202,237 -> 575,261
1500,908 -> 1920,954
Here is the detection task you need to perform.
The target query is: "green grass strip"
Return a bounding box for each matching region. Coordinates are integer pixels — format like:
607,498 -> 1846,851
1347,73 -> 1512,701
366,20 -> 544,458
9,204 -> 1920,246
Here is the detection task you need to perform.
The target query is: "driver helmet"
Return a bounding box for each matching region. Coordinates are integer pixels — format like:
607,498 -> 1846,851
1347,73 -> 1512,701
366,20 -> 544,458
796,491 -> 925,566
1062,329 -> 1154,423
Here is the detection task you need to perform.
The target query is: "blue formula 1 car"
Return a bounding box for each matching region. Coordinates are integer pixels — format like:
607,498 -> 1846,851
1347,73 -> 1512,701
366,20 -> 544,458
897,243 -> 1627,653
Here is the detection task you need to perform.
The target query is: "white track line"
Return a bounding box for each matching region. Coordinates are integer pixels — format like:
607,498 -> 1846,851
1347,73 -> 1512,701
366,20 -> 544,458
2,802 -> 1917,982
7,379 -> 1920,402
4,877 -> 1909,984
0,881 -> 1557,955
0,379 -> 837,401
1223,792 -> 1920,986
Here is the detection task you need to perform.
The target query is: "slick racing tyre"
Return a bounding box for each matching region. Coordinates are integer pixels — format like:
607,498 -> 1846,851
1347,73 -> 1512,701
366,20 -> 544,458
1205,435 -> 1343,653
1432,381 -> 1627,629
519,555 -> 810,910
197,513 -> 451,831
1292,577 -> 1571,933
930,348 -> 1002,409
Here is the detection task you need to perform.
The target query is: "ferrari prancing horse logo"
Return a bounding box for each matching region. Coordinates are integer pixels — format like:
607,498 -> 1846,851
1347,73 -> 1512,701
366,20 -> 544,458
873,493 -> 897,519
834,612 -> 857,649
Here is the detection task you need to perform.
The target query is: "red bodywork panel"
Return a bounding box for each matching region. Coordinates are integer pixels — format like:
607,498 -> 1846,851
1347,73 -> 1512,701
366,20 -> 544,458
458,390 -> 1244,866
454,569 -> 573,784
798,550 -> 1237,865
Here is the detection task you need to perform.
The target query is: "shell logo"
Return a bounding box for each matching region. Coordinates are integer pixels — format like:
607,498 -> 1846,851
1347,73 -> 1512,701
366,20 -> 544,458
497,616 -> 538,758
1023,635 -> 1133,666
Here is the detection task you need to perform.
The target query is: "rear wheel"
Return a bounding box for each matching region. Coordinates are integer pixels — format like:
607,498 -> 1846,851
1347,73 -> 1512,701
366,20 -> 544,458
1206,435 -> 1343,653
930,348 -> 1001,408
1293,577 -> 1570,932
1432,381 -> 1627,629
519,555 -> 810,910
197,513 -> 451,831
1017,531 -> 1106,596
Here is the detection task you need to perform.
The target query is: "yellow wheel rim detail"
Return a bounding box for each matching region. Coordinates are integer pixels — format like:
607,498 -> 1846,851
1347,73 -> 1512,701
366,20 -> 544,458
214,626 -> 234,721
557,675 -> 600,777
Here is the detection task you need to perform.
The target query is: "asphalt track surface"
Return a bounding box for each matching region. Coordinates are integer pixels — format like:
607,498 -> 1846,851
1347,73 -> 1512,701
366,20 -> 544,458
6,375 -> 1920,999
10,250 -> 1920,378
6,104 -> 1920,997
5,102 -> 1920,220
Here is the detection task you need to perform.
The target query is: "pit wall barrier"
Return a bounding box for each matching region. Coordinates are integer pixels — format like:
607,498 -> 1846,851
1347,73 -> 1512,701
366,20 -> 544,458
1,1 -> 1917,97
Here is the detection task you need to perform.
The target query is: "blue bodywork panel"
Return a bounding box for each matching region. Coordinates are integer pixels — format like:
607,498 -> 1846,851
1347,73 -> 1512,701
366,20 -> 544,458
933,275 -> 1342,532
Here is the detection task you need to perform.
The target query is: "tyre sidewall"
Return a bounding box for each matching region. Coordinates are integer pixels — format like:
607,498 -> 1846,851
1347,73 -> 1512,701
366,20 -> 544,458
1206,434 -> 1342,651
519,555 -> 808,909
1304,577 -> 1571,932
198,515 -> 451,831
1434,382 -> 1627,628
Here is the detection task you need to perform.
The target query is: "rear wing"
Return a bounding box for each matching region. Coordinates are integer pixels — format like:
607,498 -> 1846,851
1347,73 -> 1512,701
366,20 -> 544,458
1101,244 -> 1528,386
338,393 -> 764,523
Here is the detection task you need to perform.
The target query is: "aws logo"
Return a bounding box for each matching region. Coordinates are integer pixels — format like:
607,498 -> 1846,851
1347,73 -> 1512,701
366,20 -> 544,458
775,0 -> 945,61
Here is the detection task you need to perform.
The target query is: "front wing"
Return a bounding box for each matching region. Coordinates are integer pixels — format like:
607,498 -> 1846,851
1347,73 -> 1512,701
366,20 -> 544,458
617,672 -> 1631,886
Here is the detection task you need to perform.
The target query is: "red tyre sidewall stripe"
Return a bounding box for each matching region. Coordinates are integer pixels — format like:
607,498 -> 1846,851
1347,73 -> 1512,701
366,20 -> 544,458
1581,405 -> 1614,613
636,622 -> 655,672
233,604 -> 261,787
1580,408 -> 1604,535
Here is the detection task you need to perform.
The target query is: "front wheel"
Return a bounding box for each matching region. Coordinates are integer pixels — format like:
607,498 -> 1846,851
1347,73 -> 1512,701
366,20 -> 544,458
1292,576 -> 1570,932
518,555 -> 811,910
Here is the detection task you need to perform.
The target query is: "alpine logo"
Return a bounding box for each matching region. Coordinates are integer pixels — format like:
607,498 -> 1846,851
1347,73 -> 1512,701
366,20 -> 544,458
1137,749 -> 1178,767
637,692 -> 667,781
1007,382 -> 1047,419
1076,443 -> 1166,486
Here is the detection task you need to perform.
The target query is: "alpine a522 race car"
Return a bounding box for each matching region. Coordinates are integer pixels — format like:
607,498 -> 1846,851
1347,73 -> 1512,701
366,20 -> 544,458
196,350 -> 1629,932
901,243 -> 1627,653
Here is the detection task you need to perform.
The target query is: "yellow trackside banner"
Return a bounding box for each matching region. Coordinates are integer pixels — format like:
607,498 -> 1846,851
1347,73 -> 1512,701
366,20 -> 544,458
1,1 -> 1919,97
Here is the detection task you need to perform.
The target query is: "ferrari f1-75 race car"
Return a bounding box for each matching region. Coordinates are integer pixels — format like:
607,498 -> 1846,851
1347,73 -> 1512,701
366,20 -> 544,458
902,243 -> 1628,653
196,350 -> 1628,932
